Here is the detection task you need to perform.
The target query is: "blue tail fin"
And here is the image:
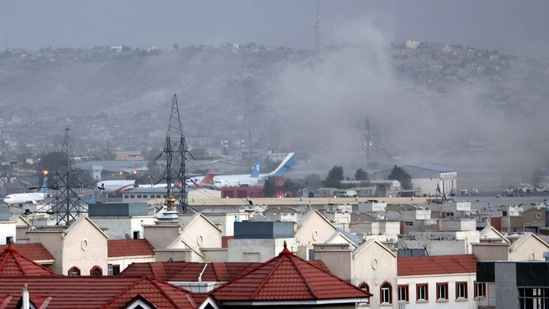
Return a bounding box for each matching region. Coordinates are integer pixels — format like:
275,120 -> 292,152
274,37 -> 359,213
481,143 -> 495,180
269,153 -> 295,176
250,155 -> 262,178
39,176 -> 48,194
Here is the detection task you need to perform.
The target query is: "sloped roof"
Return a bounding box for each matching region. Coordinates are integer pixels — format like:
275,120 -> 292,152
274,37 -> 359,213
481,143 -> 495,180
398,254 -> 477,276
121,260 -> 331,283
108,239 -> 155,258
211,243 -> 371,304
0,243 -> 54,263
509,232 -> 549,252
121,261 -> 262,282
0,276 -> 196,309
0,244 -> 55,276
100,276 -> 197,309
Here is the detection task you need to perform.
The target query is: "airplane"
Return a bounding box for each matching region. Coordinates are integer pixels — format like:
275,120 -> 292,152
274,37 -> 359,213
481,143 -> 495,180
97,179 -> 137,195
4,171 -> 49,206
209,152 -> 295,188
138,170 -> 218,190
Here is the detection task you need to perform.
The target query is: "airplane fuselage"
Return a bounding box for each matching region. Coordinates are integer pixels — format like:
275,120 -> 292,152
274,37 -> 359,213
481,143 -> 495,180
3,192 -> 46,205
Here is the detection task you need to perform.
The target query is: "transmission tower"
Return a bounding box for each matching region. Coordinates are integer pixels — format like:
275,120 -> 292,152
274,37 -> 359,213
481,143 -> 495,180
49,128 -> 88,226
160,94 -> 189,212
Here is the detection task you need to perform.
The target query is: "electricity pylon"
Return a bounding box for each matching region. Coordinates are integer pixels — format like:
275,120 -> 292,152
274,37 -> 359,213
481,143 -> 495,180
159,94 -> 189,212
49,128 -> 88,226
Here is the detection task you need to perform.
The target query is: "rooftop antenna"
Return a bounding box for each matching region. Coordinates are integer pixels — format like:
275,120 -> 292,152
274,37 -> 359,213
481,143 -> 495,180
49,128 -> 89,226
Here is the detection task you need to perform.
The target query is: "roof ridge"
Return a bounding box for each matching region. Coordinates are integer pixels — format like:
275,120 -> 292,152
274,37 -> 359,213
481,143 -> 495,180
147,276 -> 182,309
287,254 -> 317,298
250,253 -> 286,299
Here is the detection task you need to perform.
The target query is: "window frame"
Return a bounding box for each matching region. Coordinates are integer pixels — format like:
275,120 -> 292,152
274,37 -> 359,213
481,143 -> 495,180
68,266 -> 81,276
358,282 -> 370,304
380,282 -> 393,305
398,284 -> 409,302
416,283 -> 429,302
474,281 -> 487,299
455,281 -> 468,300
90,265 -> 103,276
436,282 -> 449,301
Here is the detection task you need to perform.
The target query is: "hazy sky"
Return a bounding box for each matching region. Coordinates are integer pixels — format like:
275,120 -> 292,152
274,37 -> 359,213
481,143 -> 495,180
1,0 -> 548,57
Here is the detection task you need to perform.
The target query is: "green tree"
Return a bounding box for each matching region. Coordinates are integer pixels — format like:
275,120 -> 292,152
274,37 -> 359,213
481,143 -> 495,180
323,166 -> 344,188
388,165 -> 412,190
355,168 -> 368,180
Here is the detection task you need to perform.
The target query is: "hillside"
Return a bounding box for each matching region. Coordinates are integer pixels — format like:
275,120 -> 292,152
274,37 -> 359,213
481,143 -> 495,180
1,43 -> 549,179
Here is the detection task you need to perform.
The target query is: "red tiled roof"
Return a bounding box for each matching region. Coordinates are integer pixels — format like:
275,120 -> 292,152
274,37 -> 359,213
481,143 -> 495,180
0,244 -> 55,276
0,243 -> 54,262
120,261 -> 262,282
100,276 -> 196,309
211,244 -> 372,303
108,239 -> 155,258
0,276 -> 196,309
398,254 -> 477,276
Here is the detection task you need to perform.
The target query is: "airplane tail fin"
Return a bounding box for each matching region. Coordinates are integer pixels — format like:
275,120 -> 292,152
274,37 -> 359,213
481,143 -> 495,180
250,156 -> 262,178
268,153 -> 295,176
39,172 -> 48,194
199,170 -> 216,185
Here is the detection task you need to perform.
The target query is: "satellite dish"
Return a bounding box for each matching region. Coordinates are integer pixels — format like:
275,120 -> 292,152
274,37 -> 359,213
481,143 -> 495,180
124,233 -> 131,239
168,257 -> 174,263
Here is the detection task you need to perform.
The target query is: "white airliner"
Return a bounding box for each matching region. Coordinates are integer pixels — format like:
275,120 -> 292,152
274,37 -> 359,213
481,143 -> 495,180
4,171 -> 49,206
210,152 -> 296,188
98,171 -> 218,194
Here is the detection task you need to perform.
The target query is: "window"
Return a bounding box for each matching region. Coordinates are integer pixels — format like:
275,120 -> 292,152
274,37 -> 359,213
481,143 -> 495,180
474,282 -> 487,298
405,221 -> 413,226
436,282 -> 448,301
68,266 -> 81,276
90,266 -> 103,276
456,281 -> 468,299
358,282 -> 370,304
380,282 -> 392,304
519,287 -> 549,309
5,236 -> 13,244
398,285 -> 409,302
133,231 -> 140,239
417,283 -> 428,301
108,264 -> 120,276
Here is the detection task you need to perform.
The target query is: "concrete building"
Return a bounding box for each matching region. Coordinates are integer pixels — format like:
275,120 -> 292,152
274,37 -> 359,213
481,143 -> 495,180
372,164 -> 457,196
